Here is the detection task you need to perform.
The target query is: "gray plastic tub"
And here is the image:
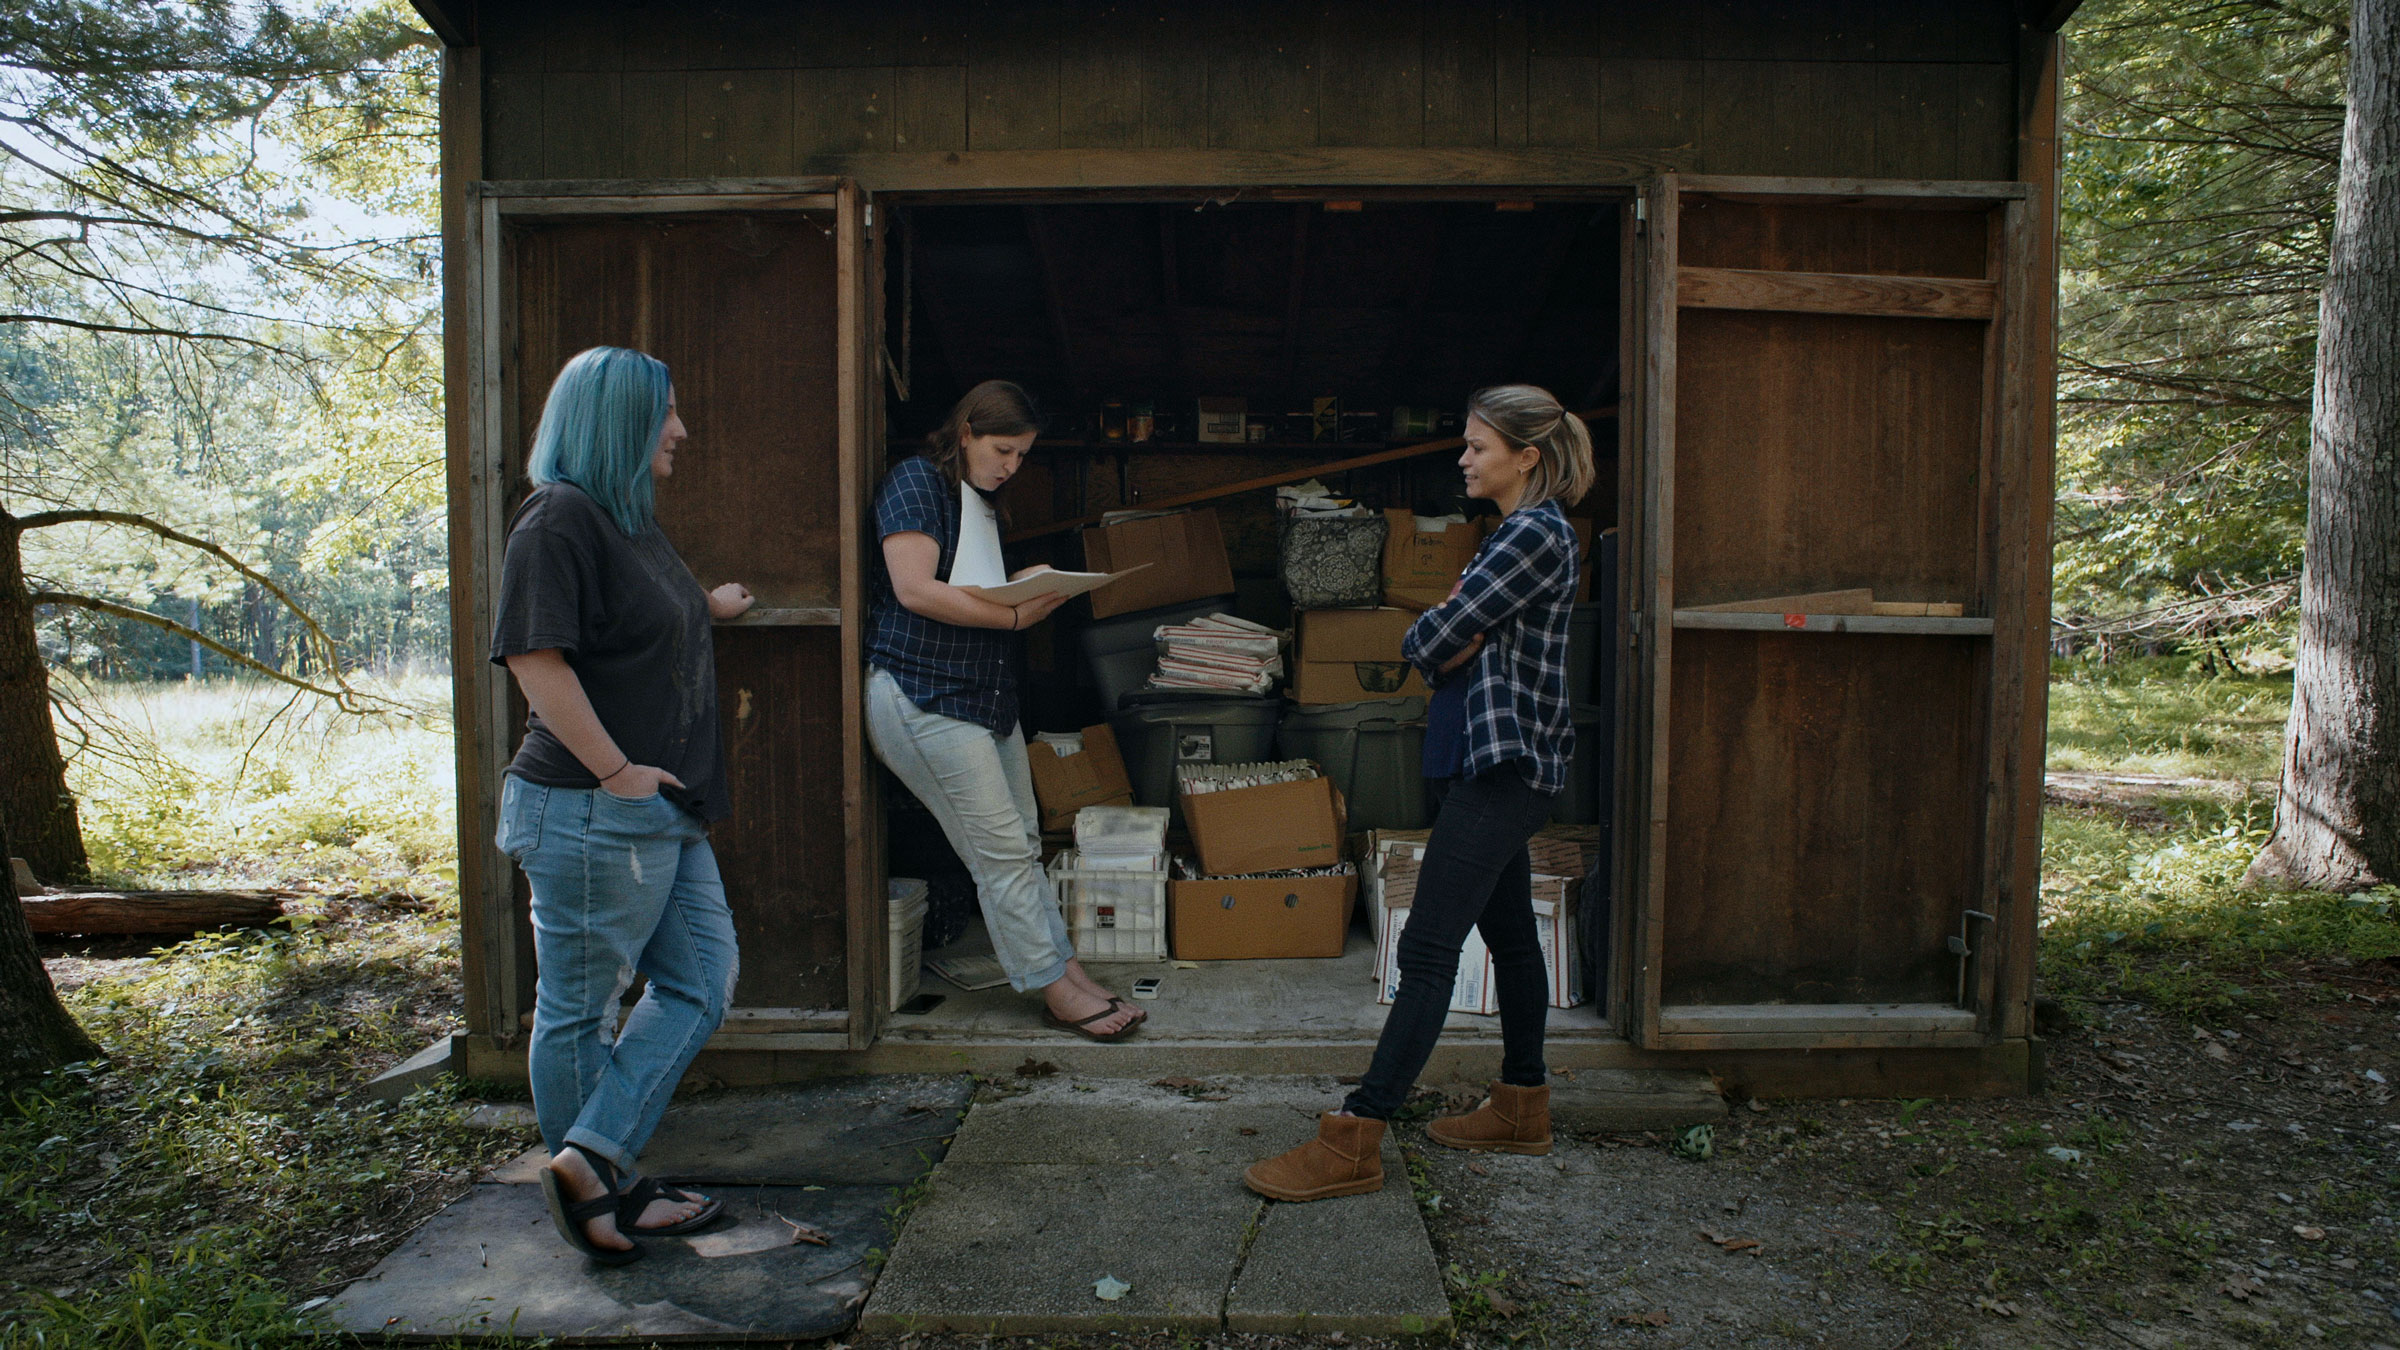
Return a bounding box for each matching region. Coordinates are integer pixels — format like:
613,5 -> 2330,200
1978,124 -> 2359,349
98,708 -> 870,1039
1106,691 -> 1284,812
1275,696 -> 1431,832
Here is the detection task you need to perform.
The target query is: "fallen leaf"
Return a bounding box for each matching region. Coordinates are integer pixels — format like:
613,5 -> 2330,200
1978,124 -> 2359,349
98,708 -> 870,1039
1486,1293 -> 1520,1318
1093,1275 -> 1131,1302
1015,1058 -> 1058,1078
2203,1041 -> 2233,1061
774,1212 -> 831,1246
1722,1238 -> 1762,1253
1609,1307 -> 1671,1327
1468,1162 -> 1490,1175
2222,1274 -> 2266,1302
1975,1295 -> 2021,1317
1238,1127 -> 1259,1136
1152,1076 -> 1204,1090
2293,1225 -> 2327,1241
1746,1097 -> 1769,1113
1196,1092 -> 1231,1102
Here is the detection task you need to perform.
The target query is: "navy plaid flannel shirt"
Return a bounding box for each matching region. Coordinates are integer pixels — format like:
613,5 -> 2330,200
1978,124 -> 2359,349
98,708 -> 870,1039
1401,500 -> 1579,794
867,455 -> 1018,735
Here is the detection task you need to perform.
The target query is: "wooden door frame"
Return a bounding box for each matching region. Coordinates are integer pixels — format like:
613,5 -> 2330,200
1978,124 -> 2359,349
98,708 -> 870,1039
456,177 -> 884,1053
1624,174 -> 2039,1053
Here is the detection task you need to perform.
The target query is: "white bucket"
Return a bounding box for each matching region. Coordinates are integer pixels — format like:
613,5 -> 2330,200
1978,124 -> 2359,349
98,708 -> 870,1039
887,877 -> 930,1011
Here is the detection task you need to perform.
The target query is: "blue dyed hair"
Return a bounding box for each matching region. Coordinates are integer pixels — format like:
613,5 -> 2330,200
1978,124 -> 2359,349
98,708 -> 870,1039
525,346 -> 672,537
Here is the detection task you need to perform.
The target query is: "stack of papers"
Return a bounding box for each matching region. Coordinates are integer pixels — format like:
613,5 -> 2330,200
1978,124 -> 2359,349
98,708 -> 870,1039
1276,478 -> 1370,518
1074,805 -> 1169,869
1147,613 -> 1286,694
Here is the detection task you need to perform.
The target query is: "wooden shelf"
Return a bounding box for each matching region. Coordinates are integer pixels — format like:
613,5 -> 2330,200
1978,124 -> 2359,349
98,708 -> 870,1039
1030,437 -> 1437,456
1671,611 -> 1994,636
718,607 -> 842,626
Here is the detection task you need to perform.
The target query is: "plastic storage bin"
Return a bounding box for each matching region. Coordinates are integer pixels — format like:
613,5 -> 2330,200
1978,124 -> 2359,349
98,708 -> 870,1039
1074,804 -> 1170,859
1107,691 -> 1284,812
886,877 -> 930,1011
1568,602 -> 1605,706
1551,705 -> 1609,825
1047,848 -> 1169,962
1079,594 -> 1237,713
1274,696 -> 1432,831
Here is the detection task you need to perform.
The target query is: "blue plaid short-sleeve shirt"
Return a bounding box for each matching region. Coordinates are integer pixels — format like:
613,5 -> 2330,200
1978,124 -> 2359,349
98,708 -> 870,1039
867,455 -> 1018,735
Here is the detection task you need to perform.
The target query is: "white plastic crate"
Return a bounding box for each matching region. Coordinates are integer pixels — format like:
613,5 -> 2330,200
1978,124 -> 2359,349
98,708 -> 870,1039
1047,848 -> 1169,962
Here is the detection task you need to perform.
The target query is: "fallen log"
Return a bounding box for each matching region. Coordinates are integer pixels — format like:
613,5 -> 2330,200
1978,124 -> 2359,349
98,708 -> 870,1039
20,889 -> 290,935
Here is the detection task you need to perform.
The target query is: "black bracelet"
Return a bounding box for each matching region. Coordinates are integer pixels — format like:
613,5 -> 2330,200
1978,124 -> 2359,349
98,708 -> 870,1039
599,757 -> 630,781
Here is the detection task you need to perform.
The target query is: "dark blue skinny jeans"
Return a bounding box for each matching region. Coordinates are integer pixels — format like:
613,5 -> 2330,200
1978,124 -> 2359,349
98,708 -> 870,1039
1343,765 -> 1558,1120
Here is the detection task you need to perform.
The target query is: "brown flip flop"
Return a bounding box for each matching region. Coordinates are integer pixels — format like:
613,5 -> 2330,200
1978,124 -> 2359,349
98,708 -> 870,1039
1111,996 -> 1150,1025
1043,1003 -> 1141,1042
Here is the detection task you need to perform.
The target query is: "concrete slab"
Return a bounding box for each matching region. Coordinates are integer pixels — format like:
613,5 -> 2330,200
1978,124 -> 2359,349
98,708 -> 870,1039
858,1162 -> 1258,1334
362,1036 -> 456,1102
861,1076 -> 1451,1337
1550,1069 -> 1727,1131
321,1183 -> 888,1342
1226,1169 -> 1452,1336
481,1075 -> 972,1186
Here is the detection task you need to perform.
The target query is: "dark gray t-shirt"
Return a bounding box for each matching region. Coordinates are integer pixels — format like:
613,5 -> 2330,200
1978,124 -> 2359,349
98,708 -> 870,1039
489,483 -> 729,823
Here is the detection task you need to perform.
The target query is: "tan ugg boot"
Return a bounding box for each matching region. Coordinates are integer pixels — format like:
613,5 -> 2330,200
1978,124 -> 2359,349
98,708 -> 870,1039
1426,1082 -> 1552,1155
1242,1112 -> 1385,1201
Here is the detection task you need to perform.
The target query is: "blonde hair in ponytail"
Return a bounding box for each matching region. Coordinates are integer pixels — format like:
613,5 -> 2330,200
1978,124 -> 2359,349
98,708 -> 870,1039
1465,384 -> 1595,510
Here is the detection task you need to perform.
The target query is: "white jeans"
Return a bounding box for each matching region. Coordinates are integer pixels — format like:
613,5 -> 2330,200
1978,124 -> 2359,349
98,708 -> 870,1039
865,668 -> 1073,991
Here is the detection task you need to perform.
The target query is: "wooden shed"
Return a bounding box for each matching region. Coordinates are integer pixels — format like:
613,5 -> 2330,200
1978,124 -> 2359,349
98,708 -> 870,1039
419,0 -> 2076,1098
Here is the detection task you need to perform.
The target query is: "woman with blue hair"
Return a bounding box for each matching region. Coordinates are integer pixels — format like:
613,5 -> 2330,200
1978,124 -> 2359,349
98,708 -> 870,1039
489,345 -> 756,1264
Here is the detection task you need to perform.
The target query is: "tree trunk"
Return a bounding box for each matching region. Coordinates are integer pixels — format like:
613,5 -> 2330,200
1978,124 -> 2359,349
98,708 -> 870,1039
0,816 -> 101,1082
2248,0 -> 2400,891
0,509 -> 88,883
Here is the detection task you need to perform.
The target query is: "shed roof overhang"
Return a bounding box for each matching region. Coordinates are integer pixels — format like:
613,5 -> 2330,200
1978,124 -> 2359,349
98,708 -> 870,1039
407,0 -> 2081,50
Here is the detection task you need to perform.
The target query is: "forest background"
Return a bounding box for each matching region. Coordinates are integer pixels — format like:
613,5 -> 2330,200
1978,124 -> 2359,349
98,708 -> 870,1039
0,0 -> 2350,836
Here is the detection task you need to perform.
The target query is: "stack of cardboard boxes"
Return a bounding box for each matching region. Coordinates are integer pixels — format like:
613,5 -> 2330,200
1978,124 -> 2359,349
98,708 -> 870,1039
1168,762 -> 1356,960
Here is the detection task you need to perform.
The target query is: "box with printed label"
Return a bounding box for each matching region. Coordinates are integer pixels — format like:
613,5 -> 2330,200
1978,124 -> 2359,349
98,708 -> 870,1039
1178,771 -> 1345,877
1169,872 -> 1355,960
1293,607 -> 1430,704
1081,508 -> 1238,618
1381,509 -> 1482,612
1377,905 -> 1496,1013
1025,724 -> 1135,833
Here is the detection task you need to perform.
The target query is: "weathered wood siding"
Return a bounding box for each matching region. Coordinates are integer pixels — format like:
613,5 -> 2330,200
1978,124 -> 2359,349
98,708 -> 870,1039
478,0 -> 2020,182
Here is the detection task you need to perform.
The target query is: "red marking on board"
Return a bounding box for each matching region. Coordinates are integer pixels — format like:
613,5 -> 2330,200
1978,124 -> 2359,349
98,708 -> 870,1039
1783,613 -> 1808,629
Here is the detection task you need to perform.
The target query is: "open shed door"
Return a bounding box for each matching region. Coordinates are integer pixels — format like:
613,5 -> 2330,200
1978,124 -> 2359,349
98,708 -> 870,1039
464,179 -> 887,1054
1626,174 -> 2040,1052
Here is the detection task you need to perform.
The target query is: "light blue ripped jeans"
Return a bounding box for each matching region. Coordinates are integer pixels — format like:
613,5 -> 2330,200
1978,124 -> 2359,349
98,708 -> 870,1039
498,776 -> 738,1171
865,667 -> 1073,992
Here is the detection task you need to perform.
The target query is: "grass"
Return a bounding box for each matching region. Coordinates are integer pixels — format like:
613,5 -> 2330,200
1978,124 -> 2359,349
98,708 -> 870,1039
58,674 -> 456,890
2044,654 -> 2292,780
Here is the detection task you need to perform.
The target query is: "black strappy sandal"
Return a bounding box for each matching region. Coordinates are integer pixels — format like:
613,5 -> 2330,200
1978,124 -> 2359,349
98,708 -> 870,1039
539,1143 -> 645,1266
619,1175 -> 727,1237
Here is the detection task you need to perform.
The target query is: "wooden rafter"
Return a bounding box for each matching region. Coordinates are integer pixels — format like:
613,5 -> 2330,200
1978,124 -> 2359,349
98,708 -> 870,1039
1020,205 -> 1090,401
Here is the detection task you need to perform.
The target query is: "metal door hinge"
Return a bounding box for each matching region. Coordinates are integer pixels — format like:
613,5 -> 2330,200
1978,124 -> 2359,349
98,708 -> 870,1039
863,203 -> 874,231
1951,909 -> 1997,1008
1633,197 -> 1648,234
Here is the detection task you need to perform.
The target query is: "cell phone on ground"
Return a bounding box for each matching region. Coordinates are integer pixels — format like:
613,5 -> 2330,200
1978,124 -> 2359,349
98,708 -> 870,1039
1130,977 -> 1162,1000
898,992 -> 945,1015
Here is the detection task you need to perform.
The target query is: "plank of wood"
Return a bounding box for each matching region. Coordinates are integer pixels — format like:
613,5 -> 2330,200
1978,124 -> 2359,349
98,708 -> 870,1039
1671,611 -> 1995,636
21,891 -> 288,935
1421,0 -> 1497,147
1001,409 -> 1613,542
541,71 -> 624,177
892,66 -> 967,154
1677,172 -> 2029,201
1870,601 -> 1967,617
794,67 -> 896,156
1682,588 -> 1873,614
622,71 -> 691,177
719,608 -> 842,626
816,147 -> 1688,193
1657,1003 -> 1977,1033
1678,265 -> 1997,321
1315,0 -> 1422,148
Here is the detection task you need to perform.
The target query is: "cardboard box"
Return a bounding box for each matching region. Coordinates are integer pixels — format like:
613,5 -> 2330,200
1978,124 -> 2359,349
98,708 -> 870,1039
1197,397 -> 1247,444
1178,772 -> 1345,876
1170,872 -> 1355,959
1292,607 -> 1430,704
1026,724 -> 1135,833
1381,510 -> 1482,612
1377,905 -> 1495,1013
1081,508 -> 1238,618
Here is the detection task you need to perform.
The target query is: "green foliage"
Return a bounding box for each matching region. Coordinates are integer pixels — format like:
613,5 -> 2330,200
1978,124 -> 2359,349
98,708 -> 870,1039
2054,0 -> 2346,642
59,676 -> 454,889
